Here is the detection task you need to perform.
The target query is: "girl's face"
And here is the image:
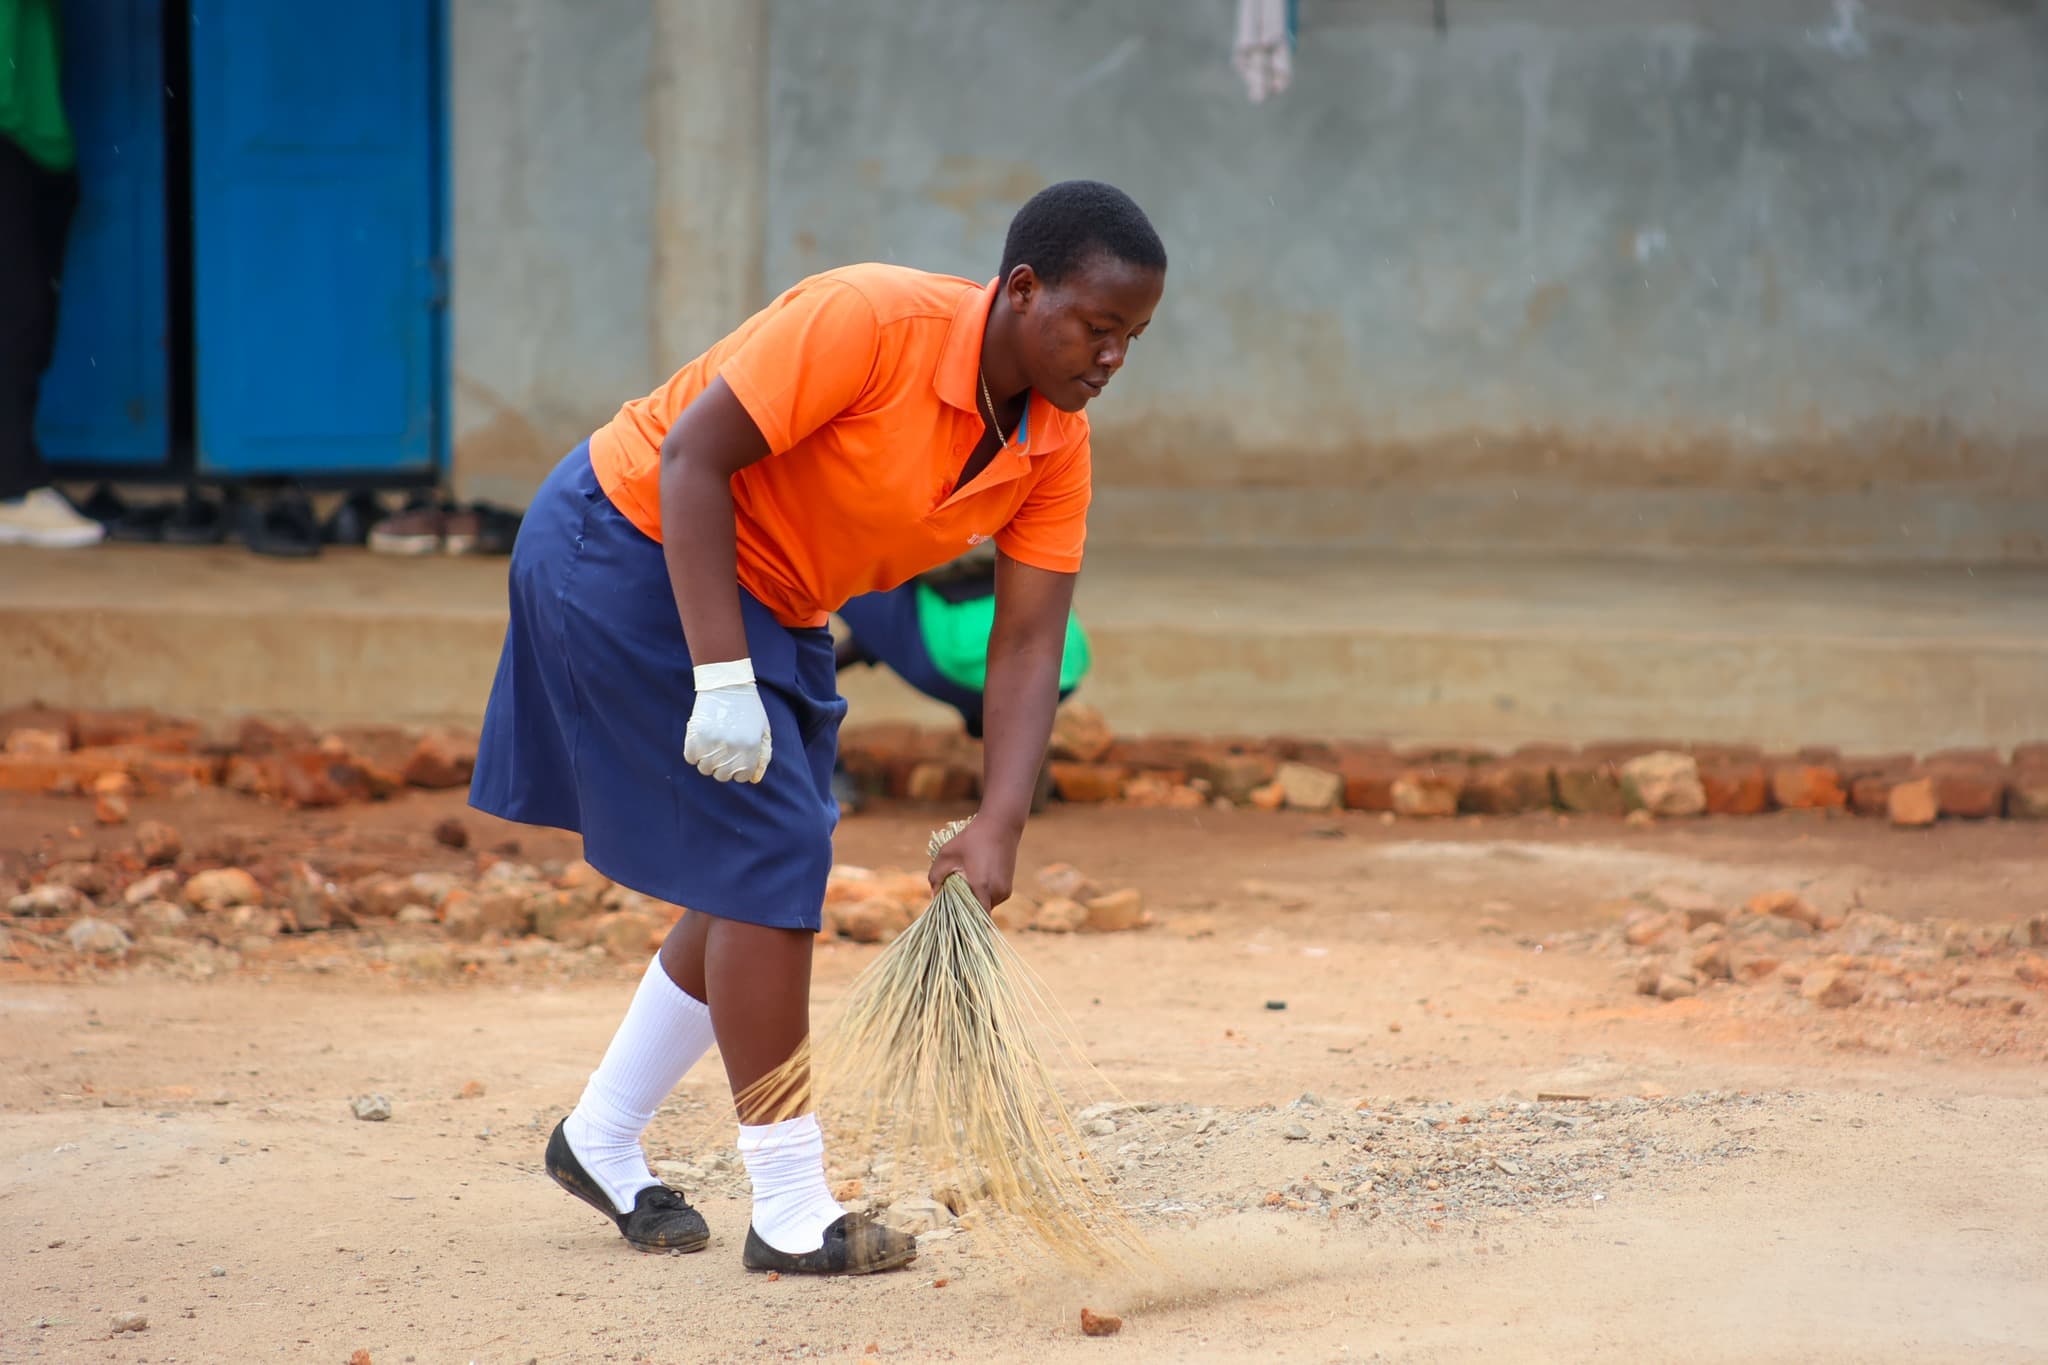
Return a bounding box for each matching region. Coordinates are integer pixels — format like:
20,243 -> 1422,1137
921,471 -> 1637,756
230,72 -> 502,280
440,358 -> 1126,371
1005,257 -> 1165,413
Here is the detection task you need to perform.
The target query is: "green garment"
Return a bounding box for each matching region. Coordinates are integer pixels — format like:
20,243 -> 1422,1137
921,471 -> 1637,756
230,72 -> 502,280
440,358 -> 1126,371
0,0 -> 74,171
915,583 -> 1091,694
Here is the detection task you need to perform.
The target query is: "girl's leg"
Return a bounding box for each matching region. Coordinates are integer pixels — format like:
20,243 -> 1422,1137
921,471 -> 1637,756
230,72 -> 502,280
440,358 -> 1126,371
693,916 -> 847,1255
559,916 -> 718,1214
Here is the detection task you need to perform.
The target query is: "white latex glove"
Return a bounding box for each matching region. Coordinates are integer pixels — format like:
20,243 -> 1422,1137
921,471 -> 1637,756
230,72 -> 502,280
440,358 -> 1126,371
684,658 -> 772,783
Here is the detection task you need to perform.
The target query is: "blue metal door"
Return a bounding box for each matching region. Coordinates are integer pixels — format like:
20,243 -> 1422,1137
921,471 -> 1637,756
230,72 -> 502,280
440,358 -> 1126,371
36,0 -> 170,467
188,1 -> 442,476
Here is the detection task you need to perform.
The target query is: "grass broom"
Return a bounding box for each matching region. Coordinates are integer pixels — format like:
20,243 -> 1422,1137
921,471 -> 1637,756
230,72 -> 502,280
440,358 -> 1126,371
744,818 -> 1150,1269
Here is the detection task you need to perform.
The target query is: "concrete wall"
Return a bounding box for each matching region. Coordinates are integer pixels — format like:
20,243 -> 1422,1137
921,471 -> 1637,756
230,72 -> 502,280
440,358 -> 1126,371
448,0 -> 765,509
448,0 -> 2048,563
763,0 -> 2048,562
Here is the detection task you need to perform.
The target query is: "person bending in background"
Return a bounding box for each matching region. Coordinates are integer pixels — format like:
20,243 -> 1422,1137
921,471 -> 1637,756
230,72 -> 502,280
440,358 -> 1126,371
832,542 -> 1091,813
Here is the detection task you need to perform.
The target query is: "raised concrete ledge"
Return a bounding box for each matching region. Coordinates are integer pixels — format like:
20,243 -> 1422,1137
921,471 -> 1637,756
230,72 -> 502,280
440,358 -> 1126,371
2,545 -> 2042,753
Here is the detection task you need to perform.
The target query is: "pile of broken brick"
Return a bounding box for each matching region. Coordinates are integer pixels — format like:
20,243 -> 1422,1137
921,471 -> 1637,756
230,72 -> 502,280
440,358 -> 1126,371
1,821 -> 1145,974
843,704 -> 2048,825
1610,884 -> 2046,1015
0,705 -> 477,815
4,701 -> 2043,826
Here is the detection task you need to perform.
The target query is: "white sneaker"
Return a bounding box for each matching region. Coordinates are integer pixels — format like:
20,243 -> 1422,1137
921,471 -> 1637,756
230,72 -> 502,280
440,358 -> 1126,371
0,487 -> 107,549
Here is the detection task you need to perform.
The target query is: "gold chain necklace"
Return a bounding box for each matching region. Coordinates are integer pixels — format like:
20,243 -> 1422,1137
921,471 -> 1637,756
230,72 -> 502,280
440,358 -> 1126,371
977,370 -> 1013,446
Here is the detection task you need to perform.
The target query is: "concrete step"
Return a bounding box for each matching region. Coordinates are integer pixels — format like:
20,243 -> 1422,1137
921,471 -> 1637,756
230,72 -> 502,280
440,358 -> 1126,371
1,544 -> 2043,753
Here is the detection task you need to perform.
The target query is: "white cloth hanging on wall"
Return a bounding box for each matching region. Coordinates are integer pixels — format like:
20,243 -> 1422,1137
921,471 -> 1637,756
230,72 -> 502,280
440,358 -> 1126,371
1233,0 -> 1294,103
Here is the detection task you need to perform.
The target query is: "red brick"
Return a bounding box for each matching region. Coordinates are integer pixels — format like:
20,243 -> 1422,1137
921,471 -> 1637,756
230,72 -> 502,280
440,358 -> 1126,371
1343,769 -> 1397,812
1101,735 -> 1202,774
1119,774 -> 1206,809
235,716 -> 316,757
1770,764 -> 1846,811
1186,751 -> 1275,804
1581,739 -> 1687,764
1927,747 -> 2000,769
134,752 -> 217,792
1841,753 -> 1913,781
0,745 -> 213,797
0,751 -> 91,794
1510,743 -> 1576,762
403,731 -> 477,789
0,753 -> 74,794
327,724 -> 417,774
904,762 -> 948,802
1397,745 -> 1494,766
1460,761 -> 1554,815
2012,743 -> 2048,772
1700,760 -> 1769,815
1849,771 -> 1906,817
1332,740 -> 1397,765
1554,760 -> 1627,815
870,755 -> 916,799
4,726 -> 67,757
1047,762 -> 1127,804
222,753 -> 271,796
1391,767 -> 1463,818
1689,742 -> 1764,762
71,709 -> 165,750
274,751 -> 376,808
837,722 -> 924,772
1273,738 -> 1341,766
1929,764 -> 2006,820
1336,751 -> 1402,812
905,761 -> 978,803
1048,703 -> 1114,762
0,703 -> 73,743
908,747 -> 965,794
1887,777 -> 1938,827
2009,771 -> 2048,820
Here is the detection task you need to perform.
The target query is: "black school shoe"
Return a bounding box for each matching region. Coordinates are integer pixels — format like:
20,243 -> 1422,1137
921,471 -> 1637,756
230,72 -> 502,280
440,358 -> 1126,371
742,1214 -> 918,1276
79,482 -> 128,526
107,500 -> 177,543
322,490 -> 389,546
162,489 -> 233,545
243,488 -> 323,558
544,1119 -> 710,1254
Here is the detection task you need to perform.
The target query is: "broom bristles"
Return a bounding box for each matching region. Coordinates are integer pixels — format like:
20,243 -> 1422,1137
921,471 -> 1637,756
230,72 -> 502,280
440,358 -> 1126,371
741,820 -> 1150,1268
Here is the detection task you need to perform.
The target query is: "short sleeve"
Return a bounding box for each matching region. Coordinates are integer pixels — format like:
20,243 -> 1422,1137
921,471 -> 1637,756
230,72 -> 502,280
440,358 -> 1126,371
996,434 -> 1091,573
718,280 -> 881,454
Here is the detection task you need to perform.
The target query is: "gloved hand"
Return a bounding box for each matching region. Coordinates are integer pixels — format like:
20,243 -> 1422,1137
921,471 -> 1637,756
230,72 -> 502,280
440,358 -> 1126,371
684,658 -> 772,783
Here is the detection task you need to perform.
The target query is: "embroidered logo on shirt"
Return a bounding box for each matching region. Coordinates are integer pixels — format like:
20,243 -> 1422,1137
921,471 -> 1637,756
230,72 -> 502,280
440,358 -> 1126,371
965,533 -> 990,546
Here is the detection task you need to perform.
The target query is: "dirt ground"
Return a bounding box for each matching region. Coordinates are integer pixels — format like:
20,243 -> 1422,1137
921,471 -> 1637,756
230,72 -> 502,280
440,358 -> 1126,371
4,787 -> 2047,1364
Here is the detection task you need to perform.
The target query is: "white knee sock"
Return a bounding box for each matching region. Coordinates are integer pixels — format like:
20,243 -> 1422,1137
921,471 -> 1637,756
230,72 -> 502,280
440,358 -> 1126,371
738,1114 -> 846,1255
563,953 -> 716,1214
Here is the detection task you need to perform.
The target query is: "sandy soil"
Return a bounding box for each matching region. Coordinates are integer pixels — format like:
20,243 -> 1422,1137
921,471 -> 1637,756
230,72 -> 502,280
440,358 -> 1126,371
4,790 -> 2047,1364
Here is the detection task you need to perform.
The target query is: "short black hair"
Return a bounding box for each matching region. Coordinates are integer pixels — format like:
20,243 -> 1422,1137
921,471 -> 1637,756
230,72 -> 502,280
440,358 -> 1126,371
999,180 -> 1166,287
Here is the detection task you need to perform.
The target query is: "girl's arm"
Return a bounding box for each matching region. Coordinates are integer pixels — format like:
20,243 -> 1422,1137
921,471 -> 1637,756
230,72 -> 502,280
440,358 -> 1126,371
660,377 -> 774,781
928,552 -> 1076,909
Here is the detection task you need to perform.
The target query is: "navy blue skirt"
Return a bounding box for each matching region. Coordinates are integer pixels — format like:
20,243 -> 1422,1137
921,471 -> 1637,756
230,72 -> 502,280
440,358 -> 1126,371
469,443 -> 845,931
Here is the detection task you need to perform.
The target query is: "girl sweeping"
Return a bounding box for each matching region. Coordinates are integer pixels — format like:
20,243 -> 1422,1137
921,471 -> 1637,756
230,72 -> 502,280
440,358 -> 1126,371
470,181 -> 1166,1275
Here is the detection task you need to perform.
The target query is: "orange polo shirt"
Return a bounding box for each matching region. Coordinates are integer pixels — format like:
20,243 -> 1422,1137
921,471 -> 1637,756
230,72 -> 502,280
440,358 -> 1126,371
587,264 -> 1092,629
